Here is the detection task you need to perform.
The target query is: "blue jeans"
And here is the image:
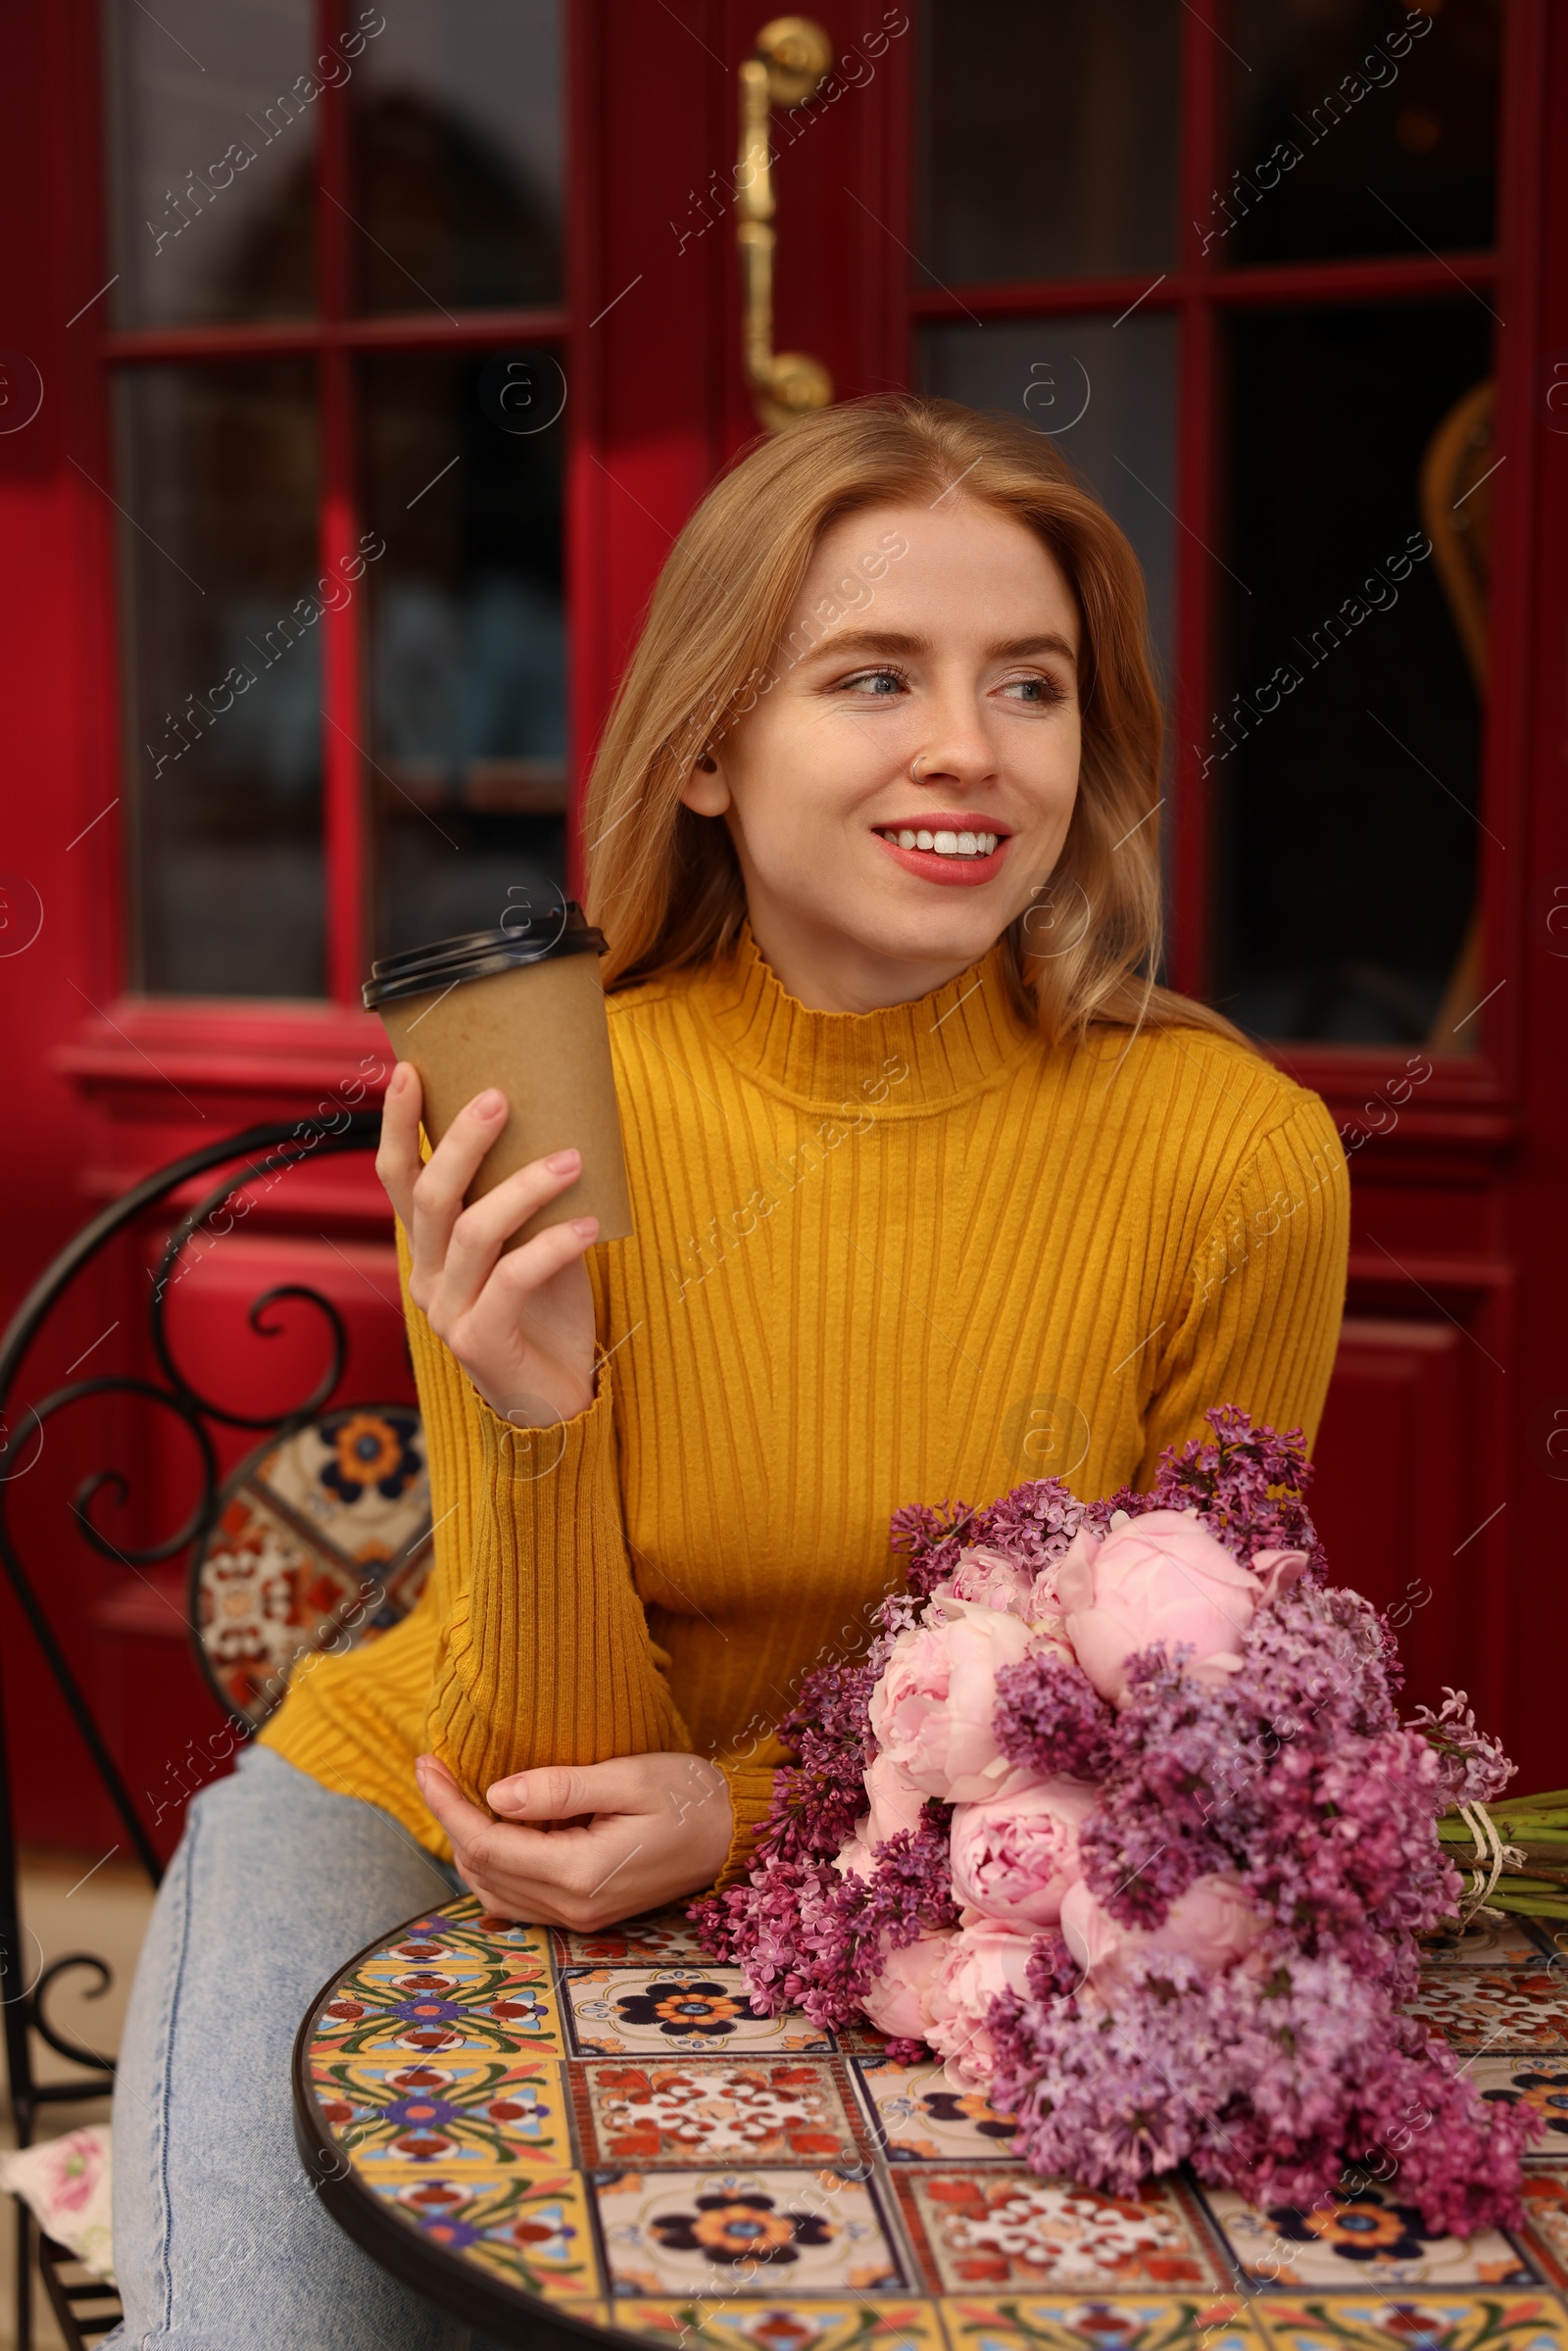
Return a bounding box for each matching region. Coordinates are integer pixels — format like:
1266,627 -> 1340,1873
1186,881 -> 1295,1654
105,1743 -> 479,2350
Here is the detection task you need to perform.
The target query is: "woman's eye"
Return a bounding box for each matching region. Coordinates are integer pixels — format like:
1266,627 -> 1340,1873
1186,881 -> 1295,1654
1000,675 -> 1063,705
840,668 -> 906,697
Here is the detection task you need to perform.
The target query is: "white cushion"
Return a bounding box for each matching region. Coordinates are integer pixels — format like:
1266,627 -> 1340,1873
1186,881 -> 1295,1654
0,2125 -> 115,2281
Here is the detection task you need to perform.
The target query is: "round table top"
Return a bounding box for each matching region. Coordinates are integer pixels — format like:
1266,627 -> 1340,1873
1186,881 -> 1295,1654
293,1894 -> 1568,2351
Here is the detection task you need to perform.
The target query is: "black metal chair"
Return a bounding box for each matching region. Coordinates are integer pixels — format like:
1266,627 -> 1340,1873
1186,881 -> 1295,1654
0,1116 -> 434,2350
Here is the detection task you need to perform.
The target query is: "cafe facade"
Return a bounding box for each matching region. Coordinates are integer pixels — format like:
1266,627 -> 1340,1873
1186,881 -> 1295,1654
0,0 -> 1565,1849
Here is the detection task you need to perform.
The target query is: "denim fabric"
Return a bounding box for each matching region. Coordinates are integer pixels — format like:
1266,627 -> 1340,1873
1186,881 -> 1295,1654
103,1742 -> 478,2350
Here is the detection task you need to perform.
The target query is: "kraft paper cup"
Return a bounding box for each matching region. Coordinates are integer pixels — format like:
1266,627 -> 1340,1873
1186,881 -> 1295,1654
364,902 -> 634,1249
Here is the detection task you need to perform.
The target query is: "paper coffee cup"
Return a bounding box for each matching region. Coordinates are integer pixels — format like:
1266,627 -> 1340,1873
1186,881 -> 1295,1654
364,902 -> 634,1249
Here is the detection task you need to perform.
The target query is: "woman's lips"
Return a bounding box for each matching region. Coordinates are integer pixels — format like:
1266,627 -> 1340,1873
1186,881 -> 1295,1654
872,831 -> 1010,888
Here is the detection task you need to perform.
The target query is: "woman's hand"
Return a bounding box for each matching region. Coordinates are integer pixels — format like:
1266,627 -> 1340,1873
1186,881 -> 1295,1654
375,1062 -> 598,1426
414,1752 -> 735,1930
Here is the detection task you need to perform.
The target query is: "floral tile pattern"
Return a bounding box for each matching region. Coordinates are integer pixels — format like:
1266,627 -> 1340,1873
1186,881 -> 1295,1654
1201,2186 -> 1537,2290
194,1408 -> 432,1728
1514,2169 -> 1568,2290
313,1912 -> 563,2060
1255,2293 -> 1568,2350
855,2057 -> 1020,2166
1407,1975 -> 1568,2056
937,2292 -> 1266,2351
296,1896 -> 1568,2350
362,2165 -> 599,2299
594,2168 -> 905,2298
311,2054 -> 572,2169
612,2297 -> 945,2351
580,2060 -> 863,2167
557,1912 -> 712,1967
565,1967 -> 832,2058
1473,2061 -> 1568,2157
1421,1920 -> 1554,1970
898,2172 -> 1225,2294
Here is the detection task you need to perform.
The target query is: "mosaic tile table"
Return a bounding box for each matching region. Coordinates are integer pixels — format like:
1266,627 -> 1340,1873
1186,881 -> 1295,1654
292,1898 -> 1568,2351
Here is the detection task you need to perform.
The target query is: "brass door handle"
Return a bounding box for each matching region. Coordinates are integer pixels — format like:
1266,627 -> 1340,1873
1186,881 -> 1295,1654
736,16 -> 835,433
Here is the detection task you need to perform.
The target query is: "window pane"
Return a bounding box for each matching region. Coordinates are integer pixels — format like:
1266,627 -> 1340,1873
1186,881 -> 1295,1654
918,0 -> 1179,284
119,363 -> 323,997
1225,0 -> 1499,267
1211,302 -> 1493,1046
348,0 -> 564,315
360,351 -> 566,960
917,317 -> 1177,693
104,0 -> 318,327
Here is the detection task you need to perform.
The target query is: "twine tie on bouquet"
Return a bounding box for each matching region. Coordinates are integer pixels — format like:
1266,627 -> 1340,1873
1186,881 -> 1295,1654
1456,1799 -> 1526,1921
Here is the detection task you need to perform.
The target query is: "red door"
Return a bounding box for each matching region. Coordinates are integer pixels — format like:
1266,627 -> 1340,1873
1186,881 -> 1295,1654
2,0 -> 1565,1848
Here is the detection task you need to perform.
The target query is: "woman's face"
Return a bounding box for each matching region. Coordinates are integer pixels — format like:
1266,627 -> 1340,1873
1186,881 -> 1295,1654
680,497 -> 1083,1009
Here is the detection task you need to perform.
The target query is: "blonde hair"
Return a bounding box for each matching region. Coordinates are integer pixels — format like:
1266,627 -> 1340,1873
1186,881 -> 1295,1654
582,396 -> 1248,1049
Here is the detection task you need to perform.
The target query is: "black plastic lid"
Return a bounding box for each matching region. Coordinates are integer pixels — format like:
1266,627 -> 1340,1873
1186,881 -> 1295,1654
362,900 -> 608,1010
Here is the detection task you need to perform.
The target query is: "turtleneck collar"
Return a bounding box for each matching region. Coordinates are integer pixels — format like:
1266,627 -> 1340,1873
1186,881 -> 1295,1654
684,918 -> 1041,1112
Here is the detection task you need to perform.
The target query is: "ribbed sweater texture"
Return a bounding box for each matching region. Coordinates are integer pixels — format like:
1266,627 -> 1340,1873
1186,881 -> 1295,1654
262,921 -> 1349,1886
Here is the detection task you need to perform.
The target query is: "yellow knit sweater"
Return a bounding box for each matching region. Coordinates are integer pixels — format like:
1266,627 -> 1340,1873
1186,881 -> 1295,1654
263,921 -> 1349,1886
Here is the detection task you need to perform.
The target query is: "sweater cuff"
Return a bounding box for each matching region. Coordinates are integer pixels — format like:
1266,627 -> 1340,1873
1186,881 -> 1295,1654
710,1759 -> 780,1891
469,1352 -> 613,1483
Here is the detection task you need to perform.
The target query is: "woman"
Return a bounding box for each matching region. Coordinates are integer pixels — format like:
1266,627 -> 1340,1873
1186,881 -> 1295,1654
109,398 -> 1348,2347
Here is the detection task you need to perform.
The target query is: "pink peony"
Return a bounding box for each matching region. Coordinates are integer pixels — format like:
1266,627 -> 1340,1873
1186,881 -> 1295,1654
924,1924 -> 1038,2087
950,1777 -> 1098,1928
833,1833 -> 876,1882
861,1931 -> 956,2039
863,1748 -> 931,1849
1056,1509 -> 1266,1704
946,1544 -> 1036,1617
868,1597 -> 1037,1800
1059,1872 -> 1262,2002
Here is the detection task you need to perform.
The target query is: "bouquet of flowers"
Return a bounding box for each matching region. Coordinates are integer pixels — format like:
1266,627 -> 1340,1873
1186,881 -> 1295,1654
692,1407 -> 1540,2234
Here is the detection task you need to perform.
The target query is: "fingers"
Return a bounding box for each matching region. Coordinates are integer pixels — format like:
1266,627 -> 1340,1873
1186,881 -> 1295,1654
442,1148 -> 583,1284
486,1759 -> 653,1823
413,1754 -> 491,1846
373,1062 -> 425,1230
406,1088 -> 510,1298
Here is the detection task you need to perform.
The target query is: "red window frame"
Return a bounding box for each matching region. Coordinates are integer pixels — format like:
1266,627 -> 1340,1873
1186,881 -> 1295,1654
904,0 -> 1529,1148
94,0 -> 572,1013
19,0 -> 1564,1171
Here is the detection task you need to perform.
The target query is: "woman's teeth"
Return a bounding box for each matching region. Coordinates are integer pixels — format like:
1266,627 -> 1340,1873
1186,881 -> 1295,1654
876,828 -> 999,857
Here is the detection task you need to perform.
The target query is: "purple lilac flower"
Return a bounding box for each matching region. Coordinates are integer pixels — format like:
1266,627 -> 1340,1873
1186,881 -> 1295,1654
993,1652 -> 1118,1783
1407,1687 -> 1516,1806
698,1403 -> 1530,2235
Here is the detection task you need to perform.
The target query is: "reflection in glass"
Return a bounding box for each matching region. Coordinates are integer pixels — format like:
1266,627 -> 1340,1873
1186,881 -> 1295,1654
1226,0 -> 1499,267
119,364 -> 323,997
1212,303 -> 1493,1046
361,352 -> 566,961
348,0 -> 564,313
918,318 -> 1177,692
104,0 -> 318,326
918,0 -> 1178,283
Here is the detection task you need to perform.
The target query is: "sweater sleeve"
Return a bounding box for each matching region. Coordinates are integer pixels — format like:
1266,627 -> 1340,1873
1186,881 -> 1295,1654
397,1218 -> 691,1803
1136,1086 -> 1349,1483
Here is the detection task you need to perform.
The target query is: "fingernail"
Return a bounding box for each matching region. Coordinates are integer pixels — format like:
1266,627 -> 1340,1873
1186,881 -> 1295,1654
387,1064 -> 407,1095
474,1089 -> 506,1118
546,1148 -> 581,1173
571,1216 -> 600,1238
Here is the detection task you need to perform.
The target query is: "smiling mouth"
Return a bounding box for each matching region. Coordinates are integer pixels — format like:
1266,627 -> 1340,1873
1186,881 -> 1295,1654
873,826 -> 1002,858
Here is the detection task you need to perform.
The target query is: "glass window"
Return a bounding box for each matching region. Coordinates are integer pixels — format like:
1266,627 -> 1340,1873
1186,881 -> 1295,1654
105,5 -> 567,1003
917,316 -> 1178,689
360,350 -> 566,960
104,0 -> 318,326
348,0 -> 564,313
119,362 -> 323,997
1211,300 -> 1492,1044
1225,0 -> 1500,267
918,0 -> 1179,283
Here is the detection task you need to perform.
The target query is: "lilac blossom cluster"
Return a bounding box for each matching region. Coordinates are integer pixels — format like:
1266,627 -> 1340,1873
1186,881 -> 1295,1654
690,1408 -> 1536,2233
